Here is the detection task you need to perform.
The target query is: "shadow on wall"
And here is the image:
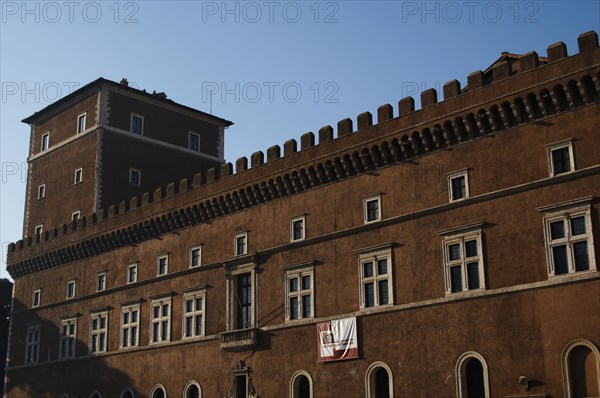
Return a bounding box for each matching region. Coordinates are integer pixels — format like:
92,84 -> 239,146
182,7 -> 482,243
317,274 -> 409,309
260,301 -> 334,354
1,279 -> 14,396
5,298 -> 144,398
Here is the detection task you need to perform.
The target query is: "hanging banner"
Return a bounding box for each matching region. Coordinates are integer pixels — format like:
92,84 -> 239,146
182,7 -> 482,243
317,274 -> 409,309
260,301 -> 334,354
316,317 -> 358,362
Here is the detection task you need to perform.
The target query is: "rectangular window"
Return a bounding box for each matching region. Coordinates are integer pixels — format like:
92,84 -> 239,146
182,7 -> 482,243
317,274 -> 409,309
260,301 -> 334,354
542,202 -> 596,276
77,113 -> 86,134
235,232 -> 248,256
71,211 -> 80,222
190,245 -> 202,267
448,170 -> 469,202
236,273 -> 252,329
37,184 -> 46,200
443,230 -> 484,294
34,224 -> 43,236
227,265 -> 255,331
121,304 -> 140,348
66,280 -> 76,299
188,132 -> 200,152
285,267 -> 314,321
547,140 -> 575,176
157,254 -> 168,276
150,298 -> 171,343
41,132 -> 49,151
25,324 -> 40,364
32,289 -> 41,307
74,168 -> 83,184
90,312 -> 108,353
59,318 -> 77,359
96,273 -> 106,292
290,216 -> 306,242
183,290 -> 206,338
363,195 -> 382,223
129,168 -> 141,186
130,114 -> 144,135
359,249 -> 393,308
127,263 -> 138,284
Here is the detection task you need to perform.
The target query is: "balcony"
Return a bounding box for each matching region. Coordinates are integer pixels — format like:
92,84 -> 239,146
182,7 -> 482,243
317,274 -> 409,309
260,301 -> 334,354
220,328 -> 258,351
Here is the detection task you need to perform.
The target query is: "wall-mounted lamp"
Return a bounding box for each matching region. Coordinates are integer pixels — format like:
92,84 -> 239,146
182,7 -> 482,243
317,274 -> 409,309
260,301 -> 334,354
518,376 -> 529,391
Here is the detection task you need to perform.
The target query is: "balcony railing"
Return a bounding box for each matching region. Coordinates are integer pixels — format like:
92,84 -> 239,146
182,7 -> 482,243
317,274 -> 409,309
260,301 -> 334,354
220,328 -> 258,351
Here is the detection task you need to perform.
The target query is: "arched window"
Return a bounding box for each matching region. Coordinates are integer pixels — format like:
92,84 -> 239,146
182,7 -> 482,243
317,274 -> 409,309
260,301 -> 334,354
365,361 -> 393,398
456,352 -> 490,398
290,370 -> 313,398
562,339 -> 600,398
151,384 -> 167,398
120,387 -> 135,398
89,392 -> 102,398
184,381 -> 202,398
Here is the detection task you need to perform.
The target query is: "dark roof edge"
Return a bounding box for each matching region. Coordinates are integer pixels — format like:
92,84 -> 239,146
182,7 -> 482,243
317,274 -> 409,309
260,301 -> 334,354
21,77 -> 233,127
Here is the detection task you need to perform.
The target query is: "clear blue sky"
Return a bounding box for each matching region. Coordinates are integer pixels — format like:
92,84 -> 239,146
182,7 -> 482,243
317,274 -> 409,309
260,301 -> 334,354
1,1 -> 599,279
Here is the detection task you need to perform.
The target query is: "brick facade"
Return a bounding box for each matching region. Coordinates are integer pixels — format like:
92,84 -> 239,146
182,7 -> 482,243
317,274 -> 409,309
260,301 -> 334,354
4,32 -> 600,398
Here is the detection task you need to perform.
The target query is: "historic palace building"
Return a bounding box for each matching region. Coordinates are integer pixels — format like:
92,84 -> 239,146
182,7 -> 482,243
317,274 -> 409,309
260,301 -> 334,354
4,31 -> 600,398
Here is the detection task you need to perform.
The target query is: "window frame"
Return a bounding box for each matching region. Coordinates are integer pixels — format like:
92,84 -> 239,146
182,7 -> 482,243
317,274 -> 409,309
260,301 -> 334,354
120,303 -> 140,349
290,370 -> 314,398
290,215 -> 306,242
455,351 -> 491,398
129,167 -> 141,186
77,113 -> 86,134
89,311 -> 108,354
442,229 -> 485,295
59,317 -> 77,359
188,131 -> 201,152
157,254 -> 169,276
32,288 -> 41,307
130,114 -> 144,135
74,167 -> 83,185
189,245 -> 202,268
226,263 -> 256,331
363,195 -> 382,223
41,132 -> 50,151
357,246 -> 394,309
66,280 -> 76,299
25,323 -> 41,364
127,263 -> 138,284
447,169 -> 469,202
284,264 -> 314,321
184,381 -> 202,398
71,211 -> 80,222
182,289 -> 206,339
561,339 -> 600,398
541,200 -> 596,276
150,385 -> 167,398
365,362 -> 394,398
547,139 -> 575,177
37,184 -> 46,199
96,272 -> 106,292
234,232 -> 248,256
150,297 -> 171,344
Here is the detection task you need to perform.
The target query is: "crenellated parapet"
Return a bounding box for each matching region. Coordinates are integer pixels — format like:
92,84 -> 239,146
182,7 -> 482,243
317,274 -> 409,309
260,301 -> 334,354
6,30 -> 600,278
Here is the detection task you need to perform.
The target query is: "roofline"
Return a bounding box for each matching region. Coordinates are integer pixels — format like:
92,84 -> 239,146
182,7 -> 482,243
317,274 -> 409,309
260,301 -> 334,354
21,77 -> 234,127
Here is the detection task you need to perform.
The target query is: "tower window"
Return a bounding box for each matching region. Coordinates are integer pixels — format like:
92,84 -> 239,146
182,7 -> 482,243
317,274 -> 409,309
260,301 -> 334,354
74,168 -> 83,184
41,132 -> 49,151
77,113 -> 86,133
129,168 -> 141,186
37,184 -> 46,199
189,132 -> 200,152
130,114 -> 144,135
